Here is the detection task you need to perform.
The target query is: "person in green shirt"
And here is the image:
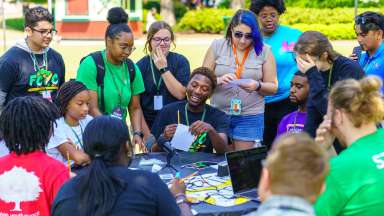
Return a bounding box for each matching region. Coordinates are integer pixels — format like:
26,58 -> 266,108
315,76 -> 384,216
77,7 -> 146,151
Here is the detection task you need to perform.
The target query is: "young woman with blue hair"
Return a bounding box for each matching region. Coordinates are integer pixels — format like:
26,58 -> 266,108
203,9 -> 277,150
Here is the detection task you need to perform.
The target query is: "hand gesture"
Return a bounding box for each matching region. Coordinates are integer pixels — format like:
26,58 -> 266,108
239,80 -> 259,92
189,120 -> 213,136
296,54 -> 316,73
163,124 -> 178,140
349,53 -> 359,61
218,73 -> 237,85
152,47 -> 168,70
315,115 -> 335,150
169,178 -> 186,196
133,135 -> 147,153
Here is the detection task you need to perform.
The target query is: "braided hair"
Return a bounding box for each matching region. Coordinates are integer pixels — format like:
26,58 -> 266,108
54,80 -> 88,116
0,96 -> 59,155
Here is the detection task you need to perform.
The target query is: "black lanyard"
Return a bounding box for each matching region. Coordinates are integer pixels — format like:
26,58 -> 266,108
184,103 -> 206,126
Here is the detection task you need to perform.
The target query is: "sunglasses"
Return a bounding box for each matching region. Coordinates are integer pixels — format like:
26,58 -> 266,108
355,15 -> 381,26
233,31 -> 253,40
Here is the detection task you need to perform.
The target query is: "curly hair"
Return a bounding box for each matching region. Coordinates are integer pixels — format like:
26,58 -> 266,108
250,0 -> 286,15
25,6 -> 53,28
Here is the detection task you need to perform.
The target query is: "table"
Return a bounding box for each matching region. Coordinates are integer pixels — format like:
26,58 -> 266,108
131,152 -> 259,216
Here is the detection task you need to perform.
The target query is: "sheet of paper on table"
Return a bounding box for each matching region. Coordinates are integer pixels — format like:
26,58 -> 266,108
171,124 -> 195,151
185,173 -> 249,207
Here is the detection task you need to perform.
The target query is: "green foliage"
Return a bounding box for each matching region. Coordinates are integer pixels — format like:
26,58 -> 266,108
5,18 -> 25,31
143,0 -> 160,11
173,0 -> 188,21
177,7 -> 384,39
177,8 -> 234,33
284,0 -> 384,8
217,0 -> 231,9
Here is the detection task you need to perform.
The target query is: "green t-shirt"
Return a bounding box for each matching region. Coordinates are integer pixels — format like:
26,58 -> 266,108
76,50 -> 145,120
315,129 -> 384,216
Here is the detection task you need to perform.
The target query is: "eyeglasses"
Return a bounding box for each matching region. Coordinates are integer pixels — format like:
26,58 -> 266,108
152,37 -> 171,44
233,31 -> 253,40
119,45 -> 136,53
30,27 -> 57,37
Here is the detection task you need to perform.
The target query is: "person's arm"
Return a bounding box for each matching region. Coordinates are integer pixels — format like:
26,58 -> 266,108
57,141 -> 90,166
128,95 -> 145,151
202,45 -> 216,71
76,57 -> 101,117
189,120 -> 229,154
169,178 -> 193,216
259,50 -> 278,95
153,48 -> 187,100
0,60 -> 17,112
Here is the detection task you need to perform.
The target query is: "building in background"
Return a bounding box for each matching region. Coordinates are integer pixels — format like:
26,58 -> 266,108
54,0 -> 142,39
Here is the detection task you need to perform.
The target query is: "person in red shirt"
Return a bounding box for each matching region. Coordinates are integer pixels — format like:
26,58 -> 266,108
0,96 -> 70,215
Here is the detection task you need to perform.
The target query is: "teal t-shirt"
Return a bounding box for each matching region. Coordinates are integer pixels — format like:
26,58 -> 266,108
263,25 -> 302,103
76,50 -> 145,120
315,129 -> 384,216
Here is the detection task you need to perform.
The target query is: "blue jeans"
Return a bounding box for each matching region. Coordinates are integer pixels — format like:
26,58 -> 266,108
229,113 -> 264,142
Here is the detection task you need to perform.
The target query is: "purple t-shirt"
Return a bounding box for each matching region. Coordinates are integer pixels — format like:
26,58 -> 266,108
277,111 -> 307,136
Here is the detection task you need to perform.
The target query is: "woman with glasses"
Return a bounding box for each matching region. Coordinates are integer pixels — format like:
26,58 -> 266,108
77,7 -> 146,151
293,31 -> 364,150
203,9 -> 277,150
354,11 -> 384,91
250,0 -> 302,149
0,6 -> 65,110
137,21 -> 190,145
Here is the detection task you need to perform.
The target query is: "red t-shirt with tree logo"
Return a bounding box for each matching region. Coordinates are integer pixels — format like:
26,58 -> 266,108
0,151 -> 69,215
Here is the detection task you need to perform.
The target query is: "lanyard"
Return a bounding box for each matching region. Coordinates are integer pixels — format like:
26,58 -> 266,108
106,58 -> 127,105
67,122 -> 84,149
327,64 -> 334,91
184,103 -> 206,126
26,39 -> 48,71
232,44 -> 251,79
149,56 -> 163,93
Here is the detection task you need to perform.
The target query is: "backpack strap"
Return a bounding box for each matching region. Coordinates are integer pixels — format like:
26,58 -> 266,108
87,51 -> 106,113
124,58 -> 136,90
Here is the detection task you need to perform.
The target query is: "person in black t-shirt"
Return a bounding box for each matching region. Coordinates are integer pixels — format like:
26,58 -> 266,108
151,67 -> 230,154
137,21 -> 190,138
0,6 -> 65,111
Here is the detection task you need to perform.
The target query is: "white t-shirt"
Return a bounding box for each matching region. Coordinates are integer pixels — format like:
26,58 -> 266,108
46,115 -> 93,164
0,140 -> 9,157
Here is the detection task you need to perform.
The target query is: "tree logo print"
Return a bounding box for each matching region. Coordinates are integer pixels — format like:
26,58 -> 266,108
0,166 -> 42,211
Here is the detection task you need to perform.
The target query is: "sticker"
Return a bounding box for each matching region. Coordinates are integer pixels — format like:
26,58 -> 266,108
230,98 -> 242,115
41,90 -> 52,101
111,106 -> 123,119
154,95 -> 163,110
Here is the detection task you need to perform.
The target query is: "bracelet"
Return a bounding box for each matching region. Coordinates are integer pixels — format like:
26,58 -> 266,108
159,67 -> 169,74
256,80 -> 262,91
174,193 -> 186,199
133,131 -> 144,138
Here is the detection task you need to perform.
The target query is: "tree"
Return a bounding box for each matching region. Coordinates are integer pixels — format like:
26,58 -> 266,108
231,0 -> 245,9
0,166 -> 42,211
160,0 -> 176,26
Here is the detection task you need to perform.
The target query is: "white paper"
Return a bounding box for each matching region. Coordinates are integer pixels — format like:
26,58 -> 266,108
229,79 -> 254,86
171,124 -> 195,151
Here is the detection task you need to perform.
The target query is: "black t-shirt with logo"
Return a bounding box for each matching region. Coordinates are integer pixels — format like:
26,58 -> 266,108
0,46 -> 65,105
151,101 -> 230,153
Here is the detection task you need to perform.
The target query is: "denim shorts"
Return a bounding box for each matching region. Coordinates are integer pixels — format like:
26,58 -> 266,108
229,113 -> 264,141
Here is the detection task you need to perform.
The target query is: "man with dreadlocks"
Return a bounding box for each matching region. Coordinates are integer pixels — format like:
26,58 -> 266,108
0,96 -> 69,215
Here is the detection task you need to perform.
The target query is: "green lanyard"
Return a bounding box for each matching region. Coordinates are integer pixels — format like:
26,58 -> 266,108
67,122 -> 84,149
184,103 -> 206,126
26,39 -> 48,72
149,56 -> 163,93
327,64 -> 334,91
106,57 -> 127,105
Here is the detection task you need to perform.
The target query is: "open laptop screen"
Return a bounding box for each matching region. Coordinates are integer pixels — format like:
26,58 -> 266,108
226,146 -> 267,194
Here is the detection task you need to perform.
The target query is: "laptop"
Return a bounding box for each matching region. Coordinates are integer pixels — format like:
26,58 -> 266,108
225,146 -> 267,200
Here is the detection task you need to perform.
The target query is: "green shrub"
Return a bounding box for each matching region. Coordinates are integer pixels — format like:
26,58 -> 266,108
176,7 -> 384,39
5,18 -> 24,31
173,0 -> 188,22
284,0 -> 384,8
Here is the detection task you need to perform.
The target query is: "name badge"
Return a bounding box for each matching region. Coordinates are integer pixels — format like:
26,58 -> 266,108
154,95 -> 163,110
230,98 -> 242,115
41,90 -> 52,101
111,106 -> 123,119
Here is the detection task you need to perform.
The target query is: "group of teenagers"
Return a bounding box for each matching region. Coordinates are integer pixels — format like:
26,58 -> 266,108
0,0 -> 384,215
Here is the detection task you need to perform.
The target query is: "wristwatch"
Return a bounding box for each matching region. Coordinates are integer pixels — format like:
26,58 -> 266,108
133,131 -> 144,138
159,67 -> 169,74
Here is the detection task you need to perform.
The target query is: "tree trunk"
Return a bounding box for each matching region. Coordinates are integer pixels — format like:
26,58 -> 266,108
160,0 -> 176,26
231,0 -> 245,10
